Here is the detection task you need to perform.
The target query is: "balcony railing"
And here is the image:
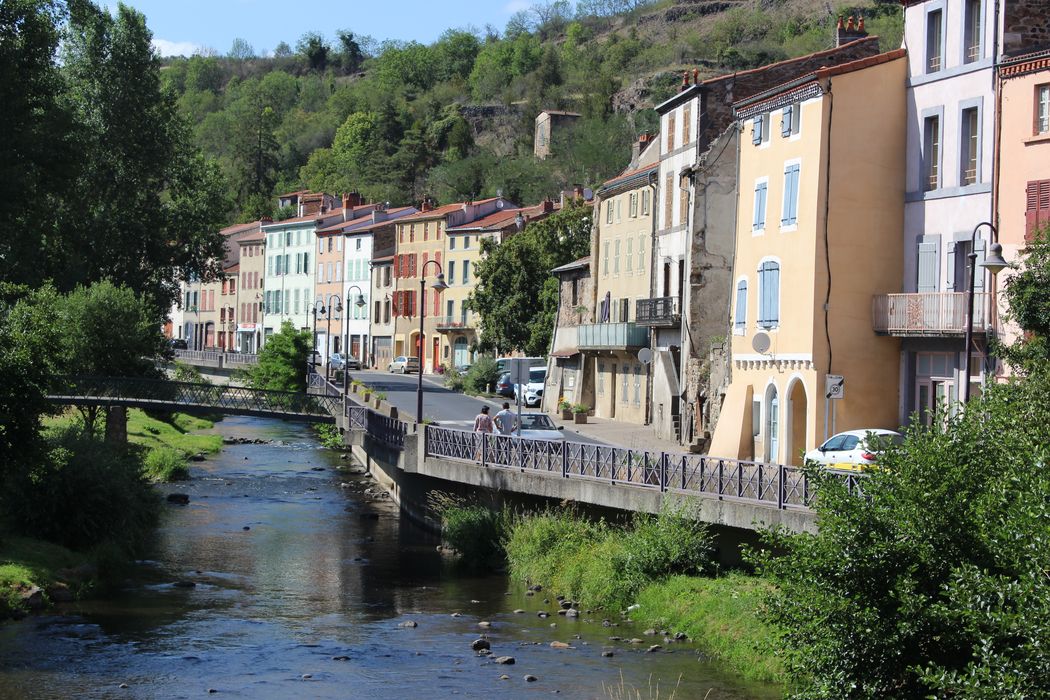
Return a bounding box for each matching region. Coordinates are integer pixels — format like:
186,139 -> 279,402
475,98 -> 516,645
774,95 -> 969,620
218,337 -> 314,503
636,297 -> 680,327
577,322 -> 649,350
434,316 -> 475,331
872,292 -> 990,336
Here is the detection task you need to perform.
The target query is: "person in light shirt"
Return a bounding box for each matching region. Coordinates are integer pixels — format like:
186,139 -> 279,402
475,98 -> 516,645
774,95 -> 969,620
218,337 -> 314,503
494,402 -> 517,435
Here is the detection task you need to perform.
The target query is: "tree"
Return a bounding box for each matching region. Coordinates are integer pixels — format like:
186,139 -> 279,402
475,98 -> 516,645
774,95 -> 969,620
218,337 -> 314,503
1000,224 -> 1050,369
755,366 -> 1050,698
335,29 -> 364,73
469,203 -> 591,354
273,41 -> 293,58
246,321 -> 312,393
228,37 -> 255,61
296,32 -> 330,72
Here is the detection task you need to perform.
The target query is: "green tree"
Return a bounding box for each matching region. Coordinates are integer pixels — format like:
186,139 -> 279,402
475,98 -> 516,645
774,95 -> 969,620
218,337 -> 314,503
296,32 -> 330,72
469,203 -> 591,354
335,29 -> 364,73
755,367 -> 1050,698
246,321 -> 312,393
1001,224 -> 1050,369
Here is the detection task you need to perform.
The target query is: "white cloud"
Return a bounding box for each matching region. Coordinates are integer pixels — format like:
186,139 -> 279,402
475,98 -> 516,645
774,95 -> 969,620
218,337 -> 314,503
152,38 -> 204,57
503,0 -> 532,13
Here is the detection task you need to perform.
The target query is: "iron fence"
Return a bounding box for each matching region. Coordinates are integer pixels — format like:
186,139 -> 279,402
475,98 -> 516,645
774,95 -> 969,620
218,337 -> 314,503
420,425 -> 837,512
173,349 -> 224,363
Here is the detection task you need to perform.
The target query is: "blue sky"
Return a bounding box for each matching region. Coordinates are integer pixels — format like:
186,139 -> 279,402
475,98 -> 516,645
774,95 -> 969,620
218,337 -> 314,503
101,0 -> 535,56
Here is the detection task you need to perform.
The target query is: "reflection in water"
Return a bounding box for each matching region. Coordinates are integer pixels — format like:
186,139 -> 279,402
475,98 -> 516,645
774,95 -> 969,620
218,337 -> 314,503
0,416 -> 778,699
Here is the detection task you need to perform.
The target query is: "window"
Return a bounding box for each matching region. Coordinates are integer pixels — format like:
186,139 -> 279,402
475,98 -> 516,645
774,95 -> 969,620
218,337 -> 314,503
399,227 -> 404,243
409,224 -> 415,242
620,367 -> 629,404
679,176 -> 689,224
637,235 -> 644,272
449,236 -> 456,250
752,114 -> 769,145
781,103 -> 800,137
317,263 -> 323,282
923,115 -> 941,191
447,260 -> 455,284
641,189 -> 650,215
666,110 -> 676,151
633,365 -> 641,406
753,180 -> 767,231
326,262 -> 333,282
336,236 -> 343,252
571,278 -> 578,306
964,0 -> 982,63
335,263 -> 342,283
682,103 -> 691,144
781,164 -> 800,226
758,261 -> 780,329
462,260 -> 470,284
606,200 -> 613,224
960,107 -> 979,186
664,173 -> 673,227
285,232 -> 292,246
464,236 -> 471,249
356,238 -> 362,250
1037,85 -> 1049,134
327,237 -> 333,252
614,240 -> 621,274
628,193 -> 637,218
1026,180 -> 1050,242
626,238 -> 633,272
917,236 -> 940,293
926,9 -> 943,73
603,242 -> 610,275
424,222 -> 429,240
734,280 -> 747,333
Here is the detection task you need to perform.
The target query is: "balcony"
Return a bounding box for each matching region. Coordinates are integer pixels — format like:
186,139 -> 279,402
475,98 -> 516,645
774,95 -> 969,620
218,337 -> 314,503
635,296 -> 681,327
577,322 -> 649,350
434,316 -> 475,332
872,292 -> 990,337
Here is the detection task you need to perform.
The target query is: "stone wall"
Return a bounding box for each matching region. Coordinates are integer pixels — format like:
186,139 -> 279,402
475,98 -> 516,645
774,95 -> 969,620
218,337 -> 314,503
556,267 -> 594,327
1003,0 -> 1050,55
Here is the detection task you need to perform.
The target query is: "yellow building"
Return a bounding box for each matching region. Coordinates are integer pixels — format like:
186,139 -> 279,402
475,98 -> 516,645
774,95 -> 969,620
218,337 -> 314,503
709,50 -> 907,464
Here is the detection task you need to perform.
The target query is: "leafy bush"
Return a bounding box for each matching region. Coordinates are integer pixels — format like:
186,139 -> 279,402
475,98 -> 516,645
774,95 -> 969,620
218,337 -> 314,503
463,355 -> 500,394
172,361 -> 206,383
142,447 -> 190,481
1,427 -> 160,555
443,365 -> 465,392
440,504 -> 511,567
313,423 -> 343,449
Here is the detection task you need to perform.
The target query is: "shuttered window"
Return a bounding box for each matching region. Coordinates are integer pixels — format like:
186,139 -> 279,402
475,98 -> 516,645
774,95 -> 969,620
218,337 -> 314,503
752,114 -> 764,145
947,242 -> 957,290
758,262 -> 780,329
782,164 -> 800,226
781,105 -> 793,137
753,181 -> 767,230
1026,180 -> 1050,242
917,237 -> 939,292
734,280 -> 748,332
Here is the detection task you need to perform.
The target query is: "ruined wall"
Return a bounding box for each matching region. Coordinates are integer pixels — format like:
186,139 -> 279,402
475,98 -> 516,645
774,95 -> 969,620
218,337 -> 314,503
1003,0 -> 1050,55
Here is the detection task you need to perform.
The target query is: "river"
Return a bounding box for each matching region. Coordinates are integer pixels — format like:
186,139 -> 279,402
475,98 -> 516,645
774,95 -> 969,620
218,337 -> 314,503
0,416 -> 778,699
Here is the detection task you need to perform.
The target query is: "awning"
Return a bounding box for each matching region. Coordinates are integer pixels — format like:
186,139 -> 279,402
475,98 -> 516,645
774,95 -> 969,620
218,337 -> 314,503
550,348 -> 579,358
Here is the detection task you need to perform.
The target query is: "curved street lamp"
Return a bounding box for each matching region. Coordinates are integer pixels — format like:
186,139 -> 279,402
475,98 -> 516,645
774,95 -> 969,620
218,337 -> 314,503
324,293 -> 343,383
310,299 -> 326,384
342,285 -> 366,394
417,260 -> 449,423
962,221 -> 1009,404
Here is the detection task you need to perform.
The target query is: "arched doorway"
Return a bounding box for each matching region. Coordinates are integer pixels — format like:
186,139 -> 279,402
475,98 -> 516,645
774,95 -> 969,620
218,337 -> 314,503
764,383 -> 779,463
453,337 -> 468,367
786,378 -> 808,466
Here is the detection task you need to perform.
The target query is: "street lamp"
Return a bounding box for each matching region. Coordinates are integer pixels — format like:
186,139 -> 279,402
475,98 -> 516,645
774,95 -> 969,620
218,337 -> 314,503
962,222 -> 1009,403
417,261 -> 449,423
310,299 -> 326,384
343,285 -> 366,395
324,293 -> 343,383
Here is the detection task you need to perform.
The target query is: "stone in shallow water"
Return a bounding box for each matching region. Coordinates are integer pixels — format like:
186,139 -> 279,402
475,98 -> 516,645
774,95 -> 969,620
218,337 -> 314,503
494,656 -> 515,665
398,620 -> 418,628
471,638 -> 490,651
523,674 -> 538,682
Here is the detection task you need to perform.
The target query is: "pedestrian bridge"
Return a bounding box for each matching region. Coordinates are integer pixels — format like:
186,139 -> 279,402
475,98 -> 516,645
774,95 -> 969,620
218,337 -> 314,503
47,376 -> 341,423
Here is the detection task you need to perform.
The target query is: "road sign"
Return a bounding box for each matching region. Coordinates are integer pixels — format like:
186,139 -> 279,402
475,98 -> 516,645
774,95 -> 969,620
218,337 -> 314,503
825,374 -> 845,400
507,358 -> 531,385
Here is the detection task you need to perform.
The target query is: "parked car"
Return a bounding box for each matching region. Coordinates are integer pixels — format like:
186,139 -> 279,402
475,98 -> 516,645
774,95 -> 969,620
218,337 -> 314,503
495,372 -> 516,397
328,352 -> 346,371
388,355 -> 420,374
495,356 -> 545,375
804,429 -> 904,471
170,338 -> 187,350
514,367 -> 547,407
344,355 -> 361,370
516,412 -> 566,440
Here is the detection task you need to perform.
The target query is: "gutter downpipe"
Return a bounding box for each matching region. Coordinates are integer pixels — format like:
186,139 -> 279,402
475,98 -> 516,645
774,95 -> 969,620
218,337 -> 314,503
990,0 -> 1003,338
645,172 -> 659,426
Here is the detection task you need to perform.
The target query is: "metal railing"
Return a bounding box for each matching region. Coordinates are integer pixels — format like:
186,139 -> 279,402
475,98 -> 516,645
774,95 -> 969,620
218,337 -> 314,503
636,297 -> 680,327
224,352 -> 258,365
174,349 -> 224,363
872,292 -> 989,336
577,322 -> 649,350
48,376 -> 341,420
433,316 -> 474,330
420,425 -> 868,512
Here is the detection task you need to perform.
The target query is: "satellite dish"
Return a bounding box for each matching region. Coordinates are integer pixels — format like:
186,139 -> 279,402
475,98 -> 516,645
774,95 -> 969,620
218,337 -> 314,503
637,348 -> 653,365
751,331 -> 771,354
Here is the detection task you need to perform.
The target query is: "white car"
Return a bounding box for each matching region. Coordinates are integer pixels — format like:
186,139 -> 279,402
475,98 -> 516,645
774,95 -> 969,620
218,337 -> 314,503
804,429 -> 903,471
514,367 -> 546,407
515,412 -> 566,440
388,356 -> 420,374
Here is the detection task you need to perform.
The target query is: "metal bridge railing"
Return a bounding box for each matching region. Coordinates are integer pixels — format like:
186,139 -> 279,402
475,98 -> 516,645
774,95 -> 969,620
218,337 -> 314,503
419,424 -> 846,512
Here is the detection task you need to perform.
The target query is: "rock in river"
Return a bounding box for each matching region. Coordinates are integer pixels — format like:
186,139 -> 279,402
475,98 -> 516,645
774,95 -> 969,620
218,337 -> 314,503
494,656 -> 515,665
398,620 -> 418,628
471,639 -> 490,651
166,493 -> 190,505
524,674 -> 538,682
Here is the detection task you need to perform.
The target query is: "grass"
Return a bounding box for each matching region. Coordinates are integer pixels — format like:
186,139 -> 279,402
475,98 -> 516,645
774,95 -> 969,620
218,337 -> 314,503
125,410 -> 222,456
634,573 -> 783,683
0,535 -> 94,618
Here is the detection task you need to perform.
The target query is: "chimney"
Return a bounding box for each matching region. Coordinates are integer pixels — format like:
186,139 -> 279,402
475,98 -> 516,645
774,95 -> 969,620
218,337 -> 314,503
515,212 -> 526,231
692,68 -> 699,85
573,184 -> 584,200
836,14 -> 868,46
420,198 -> 432,213
680,71 -> 689,91
260,217 -> 273,224
542,199 -> 554,213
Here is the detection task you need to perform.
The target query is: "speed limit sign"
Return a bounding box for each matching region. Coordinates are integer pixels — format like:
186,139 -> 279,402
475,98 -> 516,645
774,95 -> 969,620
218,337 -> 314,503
825,375 -> 844,400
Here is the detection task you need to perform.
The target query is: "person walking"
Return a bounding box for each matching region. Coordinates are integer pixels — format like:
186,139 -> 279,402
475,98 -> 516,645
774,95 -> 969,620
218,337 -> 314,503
494,402 -> 516,436
473,405 -> 494,434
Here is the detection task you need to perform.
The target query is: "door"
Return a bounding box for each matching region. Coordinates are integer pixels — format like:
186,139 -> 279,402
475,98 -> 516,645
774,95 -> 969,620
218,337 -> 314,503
453,337 -> 468,367
433,337 -> 440,371
766,390 -> 779,463
917,378 -> 956,426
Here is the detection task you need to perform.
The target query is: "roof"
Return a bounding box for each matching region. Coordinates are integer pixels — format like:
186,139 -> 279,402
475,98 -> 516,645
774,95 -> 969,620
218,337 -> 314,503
219,221 -> 260,237
446,201 -> 559,233
733,48 -> 906,114
223,262 -> 240,274
372,254 -> 394,264
316,206 -> 418,235
999,47 -> 1050,77
551,256 -> 590,274
598,163 -> 659,193
261,209 -> 346,227
538,110 -> 582,118
397,197 -> 505,223
277,189 -> 308,198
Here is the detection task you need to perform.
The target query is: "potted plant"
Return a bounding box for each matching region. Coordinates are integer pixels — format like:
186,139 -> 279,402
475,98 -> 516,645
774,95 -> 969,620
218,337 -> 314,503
351,380 -> 363,394
558,399 -> 573,420
373,391 -> 387,409
572,403 -> 589,424
361,388 -> 372,403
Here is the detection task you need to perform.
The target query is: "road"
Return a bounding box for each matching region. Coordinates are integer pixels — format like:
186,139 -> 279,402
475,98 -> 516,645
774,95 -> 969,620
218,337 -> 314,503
347,369 -> 606,445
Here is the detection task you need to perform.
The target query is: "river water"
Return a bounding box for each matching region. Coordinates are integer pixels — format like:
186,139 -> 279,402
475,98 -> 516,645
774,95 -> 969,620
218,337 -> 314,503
0,416 -> 778,699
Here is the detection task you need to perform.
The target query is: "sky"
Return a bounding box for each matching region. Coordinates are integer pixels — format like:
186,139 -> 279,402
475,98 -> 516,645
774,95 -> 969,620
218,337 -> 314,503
100,0 -> 536,57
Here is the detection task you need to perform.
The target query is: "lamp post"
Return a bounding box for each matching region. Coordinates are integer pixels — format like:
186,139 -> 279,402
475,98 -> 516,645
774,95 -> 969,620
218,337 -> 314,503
324,293 -> 343,383
310,299 -> 325,384
343,285 -> 366,394
962,222 -> 1009,404
416,261 -> 449,423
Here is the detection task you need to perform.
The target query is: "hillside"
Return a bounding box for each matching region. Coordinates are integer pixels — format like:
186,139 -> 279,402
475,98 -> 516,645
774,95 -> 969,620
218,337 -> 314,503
160,0 -> 903,222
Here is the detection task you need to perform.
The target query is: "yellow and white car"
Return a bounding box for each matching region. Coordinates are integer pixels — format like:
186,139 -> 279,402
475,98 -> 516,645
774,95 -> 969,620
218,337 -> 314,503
805,429 -> 903,472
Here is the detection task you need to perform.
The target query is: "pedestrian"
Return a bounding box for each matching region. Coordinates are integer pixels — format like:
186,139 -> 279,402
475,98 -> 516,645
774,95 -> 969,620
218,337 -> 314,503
473,405 -> 494,434
494,401 -> 516,436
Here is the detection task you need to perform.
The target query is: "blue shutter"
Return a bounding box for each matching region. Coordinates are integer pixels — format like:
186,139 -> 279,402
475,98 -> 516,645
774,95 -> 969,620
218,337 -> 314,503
735,281 -> 747,331
753,183 -> 767,230
752,115 -> 763,145
781,105 -> 792,137
782,165 -> 800,225
946,242 -> 956,290
974,238 -> 986,290
769,264 -> 780,325
917,238 -> 939,292
758,265 -> 769,327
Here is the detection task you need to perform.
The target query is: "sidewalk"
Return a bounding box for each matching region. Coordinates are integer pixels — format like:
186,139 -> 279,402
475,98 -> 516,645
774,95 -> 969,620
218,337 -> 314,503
551,414 -> 688,453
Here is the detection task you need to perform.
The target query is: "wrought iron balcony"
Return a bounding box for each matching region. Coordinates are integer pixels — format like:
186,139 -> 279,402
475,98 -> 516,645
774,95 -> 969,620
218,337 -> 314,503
635,296 -> 680,327
577,322 -> 648,350
872,292 -> 990,337
434,316 -> 475,331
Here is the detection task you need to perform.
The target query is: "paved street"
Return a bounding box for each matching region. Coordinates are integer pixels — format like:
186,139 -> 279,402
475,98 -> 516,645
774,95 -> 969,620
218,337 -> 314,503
347,369 -> 606,445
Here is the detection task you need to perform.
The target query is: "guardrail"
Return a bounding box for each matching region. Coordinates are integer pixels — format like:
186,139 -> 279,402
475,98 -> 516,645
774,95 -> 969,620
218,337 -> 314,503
420,425 -> 866,511
174,349 -> 224,363
172,350 -> 258,367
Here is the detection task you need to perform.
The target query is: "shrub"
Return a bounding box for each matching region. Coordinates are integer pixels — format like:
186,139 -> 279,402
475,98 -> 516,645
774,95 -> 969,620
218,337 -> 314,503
441,504 -> 511,567
1,427 -> 160,555
572,403 -> 589,414
444,365 -> 465,392
464,355 -> 500,394
313,423 -> 343,449
172,361 -> 206,384
142,447 -> 190,481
